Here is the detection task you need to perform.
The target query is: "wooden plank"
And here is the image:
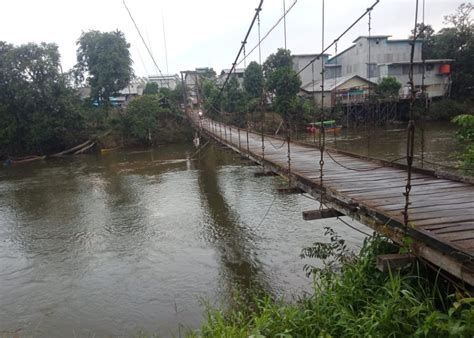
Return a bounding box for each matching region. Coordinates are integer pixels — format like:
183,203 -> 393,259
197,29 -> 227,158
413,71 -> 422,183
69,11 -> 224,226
382,201 -> 474,212
348,186 -> 472,200
367,193 -> 474,208
303,209 -> 344,220
335,180 -> 467,194
412,215 -> 474,227
423,221 -> 474,232
376,253 -> 416,272
437,232 -> 474,243
430,223 -> 474,234
406,209 -> 474,222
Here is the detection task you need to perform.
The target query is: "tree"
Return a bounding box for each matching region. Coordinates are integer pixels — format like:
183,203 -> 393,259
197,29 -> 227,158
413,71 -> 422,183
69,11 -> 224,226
125,94 -> 174,143
199,67 -> 217,79
263,49 -> 301,122
143,82 -> 159,95
243,61 -> 264,99
452,114 -> 474,169
0,41 -> 84,155
428,3 -> 474,98
376,76 -> 401,99
201,79 -> 221,117
410,23 -> 435,59
75,30 -> 133,104
263,48 -> 292,80
223,76 -> 246,115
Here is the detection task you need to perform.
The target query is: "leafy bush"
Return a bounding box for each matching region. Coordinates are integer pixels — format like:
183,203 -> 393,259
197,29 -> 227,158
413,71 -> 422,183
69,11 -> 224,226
189,232 -> 474,337
428,99 -> 472,121
453,114 -> 474,169
376,76 -> 402,99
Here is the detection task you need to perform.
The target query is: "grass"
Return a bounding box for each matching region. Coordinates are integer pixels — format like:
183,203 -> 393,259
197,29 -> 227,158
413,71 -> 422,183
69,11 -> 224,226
187,233 -> 474,337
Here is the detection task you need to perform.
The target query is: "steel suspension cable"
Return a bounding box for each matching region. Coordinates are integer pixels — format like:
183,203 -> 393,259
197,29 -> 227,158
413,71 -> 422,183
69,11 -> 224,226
122,0 -> 164,77
420,0 -> 427,168
257,10 -> 266,172
319,0 -> 326,211
283,0 -> 287,49
237,0 -> 298,67
217,0 -> 264,102
404,0 -> 420,227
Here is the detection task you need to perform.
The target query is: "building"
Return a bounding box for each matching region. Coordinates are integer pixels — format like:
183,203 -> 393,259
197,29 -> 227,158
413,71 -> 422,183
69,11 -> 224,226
295,35 -> 453,105
180,68 -> 217,106
301,74 -> 377,107
217,68 -> 246,87
292,54 -> 330,88
148,74 -> 180,90
77,78 -> 146,107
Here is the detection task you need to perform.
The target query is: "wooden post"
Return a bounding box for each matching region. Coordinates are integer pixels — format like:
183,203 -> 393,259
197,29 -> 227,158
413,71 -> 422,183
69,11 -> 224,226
376,253 -> 416,273
238,127 -> 241,151
302,209 -> 344,220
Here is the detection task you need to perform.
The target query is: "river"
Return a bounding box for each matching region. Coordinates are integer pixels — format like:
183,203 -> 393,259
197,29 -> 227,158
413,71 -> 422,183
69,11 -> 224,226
0,122 -> 460,336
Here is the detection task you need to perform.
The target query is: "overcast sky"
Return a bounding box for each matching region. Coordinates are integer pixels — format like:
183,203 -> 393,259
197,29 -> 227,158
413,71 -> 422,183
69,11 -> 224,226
0,0 -> 465,77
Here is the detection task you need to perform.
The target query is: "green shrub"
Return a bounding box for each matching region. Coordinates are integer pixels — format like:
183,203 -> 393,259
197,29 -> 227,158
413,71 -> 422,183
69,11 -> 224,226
428,99 -> 473,121
453,114 -> 474,169
189,233 -> 474,337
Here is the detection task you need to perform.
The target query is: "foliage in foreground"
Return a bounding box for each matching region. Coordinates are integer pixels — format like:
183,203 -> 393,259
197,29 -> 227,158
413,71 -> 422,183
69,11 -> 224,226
190,233 -> 474,337
453,114 -> 474,169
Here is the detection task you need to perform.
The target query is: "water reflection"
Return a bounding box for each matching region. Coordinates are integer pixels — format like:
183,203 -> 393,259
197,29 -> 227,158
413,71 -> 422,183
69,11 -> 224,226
197,146 -> 270,303
303,121 -> 460,167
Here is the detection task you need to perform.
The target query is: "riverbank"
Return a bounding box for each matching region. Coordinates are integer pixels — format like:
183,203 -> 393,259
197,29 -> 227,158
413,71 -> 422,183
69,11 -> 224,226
189,235 -> 474,337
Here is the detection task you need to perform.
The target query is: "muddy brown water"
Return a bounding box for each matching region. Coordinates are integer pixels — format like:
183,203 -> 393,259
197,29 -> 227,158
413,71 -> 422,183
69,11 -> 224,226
0,122 -> 460,336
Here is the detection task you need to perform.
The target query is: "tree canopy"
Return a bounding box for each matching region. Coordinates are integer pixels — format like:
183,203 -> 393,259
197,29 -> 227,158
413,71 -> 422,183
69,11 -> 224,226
376,76 -> 402,98
223,76 -> 246,115
263,49 -> 301,122
75,30 -> 133,103
243,61 -> 264,99
417,3 -> 474,99
143,82 -> 159,95
0,41 -> 84,155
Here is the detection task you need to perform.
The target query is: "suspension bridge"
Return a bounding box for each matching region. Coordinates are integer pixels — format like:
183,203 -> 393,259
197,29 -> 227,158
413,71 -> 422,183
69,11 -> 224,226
190,113 -> 474,287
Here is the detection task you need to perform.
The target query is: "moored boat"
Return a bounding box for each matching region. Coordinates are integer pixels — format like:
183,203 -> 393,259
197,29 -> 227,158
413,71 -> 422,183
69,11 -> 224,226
3,155 -> 46,166
306,120 -> 342,134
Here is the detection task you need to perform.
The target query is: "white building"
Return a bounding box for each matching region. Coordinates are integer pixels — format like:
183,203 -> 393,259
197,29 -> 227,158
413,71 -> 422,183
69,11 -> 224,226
218,68 -> 246,88
294,35 -> 453,103
148,74 -> 180,90
180,68 -> 216,106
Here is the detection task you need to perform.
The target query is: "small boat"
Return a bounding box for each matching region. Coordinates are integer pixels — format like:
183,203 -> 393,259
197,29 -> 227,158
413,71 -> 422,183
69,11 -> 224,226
307,120 -> 342,134
3,155 -> 46,166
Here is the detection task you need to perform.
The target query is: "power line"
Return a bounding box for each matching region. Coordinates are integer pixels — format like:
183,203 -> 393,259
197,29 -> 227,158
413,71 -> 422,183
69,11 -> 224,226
122,0 -> 164,77
296,0 -> 380,76
237,0 -> 298,67
162,10 -> 170,74
283,0 -> 287,49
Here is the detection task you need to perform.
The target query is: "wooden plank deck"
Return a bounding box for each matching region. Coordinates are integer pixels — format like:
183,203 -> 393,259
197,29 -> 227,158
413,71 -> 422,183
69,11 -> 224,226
195,116 -> 474,286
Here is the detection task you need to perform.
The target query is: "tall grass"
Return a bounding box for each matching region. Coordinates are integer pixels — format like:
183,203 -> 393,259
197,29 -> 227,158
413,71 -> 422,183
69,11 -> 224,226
189,234 -> 474,337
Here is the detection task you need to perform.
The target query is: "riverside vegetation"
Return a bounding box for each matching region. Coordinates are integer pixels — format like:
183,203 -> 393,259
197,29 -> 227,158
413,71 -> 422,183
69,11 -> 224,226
188,231 -> 474,337
0,31 -> 189,159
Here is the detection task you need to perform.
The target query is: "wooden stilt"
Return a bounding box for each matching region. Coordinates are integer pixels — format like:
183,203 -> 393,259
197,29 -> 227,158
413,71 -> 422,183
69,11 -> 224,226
376,253 -> 416,273
302,209 -> 343,220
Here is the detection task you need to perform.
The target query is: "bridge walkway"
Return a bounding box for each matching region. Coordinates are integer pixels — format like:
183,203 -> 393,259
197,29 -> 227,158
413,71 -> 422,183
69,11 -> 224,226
195,116 -> 474,286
